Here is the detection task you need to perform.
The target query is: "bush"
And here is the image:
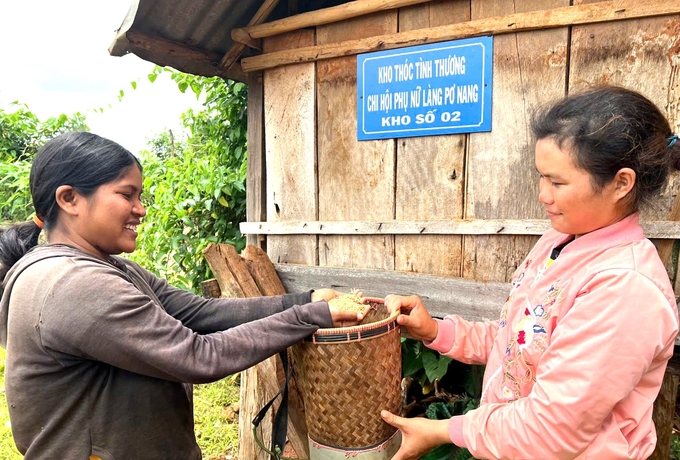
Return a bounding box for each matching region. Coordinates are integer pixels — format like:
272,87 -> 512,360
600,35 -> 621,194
128,69 -> 248,292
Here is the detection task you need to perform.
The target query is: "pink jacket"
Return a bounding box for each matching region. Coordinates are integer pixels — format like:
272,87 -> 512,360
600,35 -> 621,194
429,214 -> 679,459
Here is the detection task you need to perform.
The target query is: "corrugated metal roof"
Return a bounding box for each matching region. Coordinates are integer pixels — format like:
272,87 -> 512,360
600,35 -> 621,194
109,0 -> 345,82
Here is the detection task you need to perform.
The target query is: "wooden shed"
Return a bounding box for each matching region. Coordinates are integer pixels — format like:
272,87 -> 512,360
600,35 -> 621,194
111,0 -> 680,458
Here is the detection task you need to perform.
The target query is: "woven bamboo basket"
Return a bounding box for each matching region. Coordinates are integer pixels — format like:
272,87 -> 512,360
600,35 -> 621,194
292,299 -> 402,449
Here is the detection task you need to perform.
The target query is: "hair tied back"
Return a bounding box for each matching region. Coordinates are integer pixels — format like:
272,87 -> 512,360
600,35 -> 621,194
669,134 -> 679,148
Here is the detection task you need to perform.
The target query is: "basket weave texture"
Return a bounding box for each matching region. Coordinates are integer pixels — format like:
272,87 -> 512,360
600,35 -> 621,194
292,302 -> 402,449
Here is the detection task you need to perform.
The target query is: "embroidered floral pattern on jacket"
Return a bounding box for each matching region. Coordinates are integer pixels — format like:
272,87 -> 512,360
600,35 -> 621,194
500,283 -> 563,400
502,271 -> 527,327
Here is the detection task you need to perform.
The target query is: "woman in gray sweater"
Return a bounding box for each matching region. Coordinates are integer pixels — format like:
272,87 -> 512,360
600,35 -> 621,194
0,132 -> 361,459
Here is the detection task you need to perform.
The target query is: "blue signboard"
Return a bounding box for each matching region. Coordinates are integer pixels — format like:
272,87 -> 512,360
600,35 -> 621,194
357,36 -> 493,140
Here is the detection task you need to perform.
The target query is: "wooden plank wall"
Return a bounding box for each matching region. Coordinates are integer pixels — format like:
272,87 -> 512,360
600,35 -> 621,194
316,12 -> 398,270
260,4 -> 680,283
264,30 -> 317,265
463,0 -> 568,283
395,0 -> 469,277
570,0 -> 680,280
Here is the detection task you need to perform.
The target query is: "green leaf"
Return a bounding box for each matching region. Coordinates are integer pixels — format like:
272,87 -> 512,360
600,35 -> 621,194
421,350 -> 451,383
131,81 -> 137,90
148,73 -> 158,83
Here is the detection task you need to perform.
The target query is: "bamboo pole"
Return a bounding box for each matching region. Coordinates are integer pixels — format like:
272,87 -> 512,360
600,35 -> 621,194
241,0 -> 680,73
233,0 -> 435,42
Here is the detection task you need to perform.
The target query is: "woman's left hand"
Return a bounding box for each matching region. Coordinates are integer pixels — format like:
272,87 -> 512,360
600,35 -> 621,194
380,411 -> 451,460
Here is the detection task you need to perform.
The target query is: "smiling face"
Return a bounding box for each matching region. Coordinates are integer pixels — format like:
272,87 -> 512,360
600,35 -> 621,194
535,138 -> 632,237
65,165 -> 146,259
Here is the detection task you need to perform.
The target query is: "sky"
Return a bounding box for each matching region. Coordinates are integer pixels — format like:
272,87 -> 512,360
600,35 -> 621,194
0,0 -> 204,154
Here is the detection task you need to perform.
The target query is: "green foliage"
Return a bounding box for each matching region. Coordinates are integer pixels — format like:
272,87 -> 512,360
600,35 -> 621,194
402,337 -> 452,394
423,396 -> 478,460
129,67 -> 248,292
424,395 -> 478,420
0,104 -> 88,223
0,161 -> 33,223
132,149 -> 246,290
0,103 -> 88,162
673,429 -> 680,460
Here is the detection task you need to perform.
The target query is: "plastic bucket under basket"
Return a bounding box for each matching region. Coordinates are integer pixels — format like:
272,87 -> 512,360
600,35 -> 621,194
292,299 -> 402,459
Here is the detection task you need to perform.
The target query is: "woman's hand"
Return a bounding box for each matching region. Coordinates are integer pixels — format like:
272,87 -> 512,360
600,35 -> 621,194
311,288 -> 368,327
381,411 -> 451,460
311,288 -> 341,303
385,295 -> 438,342
328,306 -> 368,327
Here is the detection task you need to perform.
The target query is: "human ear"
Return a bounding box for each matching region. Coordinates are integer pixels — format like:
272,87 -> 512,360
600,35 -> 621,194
613,168 -> 636,202
54,185 -> 81,216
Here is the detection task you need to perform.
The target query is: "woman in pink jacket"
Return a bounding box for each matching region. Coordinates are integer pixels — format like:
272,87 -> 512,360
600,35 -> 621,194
382,86 -> 680,459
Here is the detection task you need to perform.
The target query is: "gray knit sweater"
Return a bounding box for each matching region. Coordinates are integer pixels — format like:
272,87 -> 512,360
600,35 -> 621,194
0,244 -> 331,459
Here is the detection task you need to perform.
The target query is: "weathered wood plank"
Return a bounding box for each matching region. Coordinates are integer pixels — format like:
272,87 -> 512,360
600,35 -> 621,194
241,0 -> 680,72
394,0 -> 469,277
246,72 -> 266,248
114,29 -> 246,81
241,219 -> 680,239
242,219 -> 549,235
261,30 -> 318,459
235,0 -> 435,41
264,30 -> 318,265
316,11 -> 397,270
275,264 -> 508,322
463,0 -> 569,283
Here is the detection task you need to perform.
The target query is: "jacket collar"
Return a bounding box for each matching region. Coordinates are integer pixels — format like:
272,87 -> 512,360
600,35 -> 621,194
549,213 -> 643,254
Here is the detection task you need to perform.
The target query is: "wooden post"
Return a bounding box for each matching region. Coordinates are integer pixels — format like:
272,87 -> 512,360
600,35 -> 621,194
234,0 -> 435,41
246,71 -> 266,249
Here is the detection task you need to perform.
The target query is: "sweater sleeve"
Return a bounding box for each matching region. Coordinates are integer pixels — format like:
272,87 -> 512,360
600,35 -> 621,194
125,259 -> 313,333
427,315 -> 499,365
461,269 -> 678,459
38,261 -> 333,384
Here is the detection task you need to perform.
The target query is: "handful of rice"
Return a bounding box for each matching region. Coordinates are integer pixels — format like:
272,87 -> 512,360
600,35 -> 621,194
328,291 -> 366,313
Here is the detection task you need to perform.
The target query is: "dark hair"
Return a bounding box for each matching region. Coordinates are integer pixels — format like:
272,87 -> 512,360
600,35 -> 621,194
532,85 -> 679,213
0,132 -> 141,280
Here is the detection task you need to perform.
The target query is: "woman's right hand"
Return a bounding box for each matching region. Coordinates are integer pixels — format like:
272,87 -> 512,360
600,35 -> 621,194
328,306 -> 369,328
385,295 -> 438,342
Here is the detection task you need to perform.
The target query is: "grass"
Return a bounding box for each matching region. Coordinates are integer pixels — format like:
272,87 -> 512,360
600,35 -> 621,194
0,347 -> 240,459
